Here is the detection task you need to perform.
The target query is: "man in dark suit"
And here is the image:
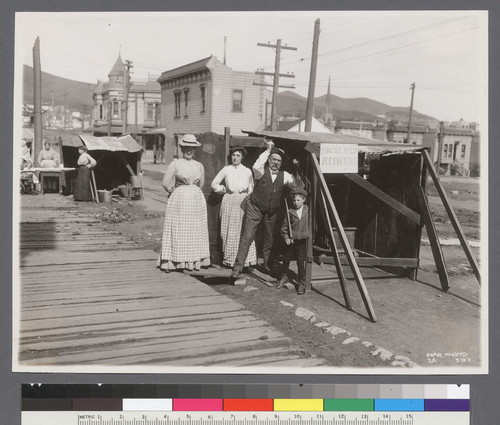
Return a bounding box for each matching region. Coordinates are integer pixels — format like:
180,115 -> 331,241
230,139 -> 301,280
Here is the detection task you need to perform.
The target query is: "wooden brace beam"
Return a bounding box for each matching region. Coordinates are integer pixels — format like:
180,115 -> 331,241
345,173 -> 421,225
422,149 -> 481,285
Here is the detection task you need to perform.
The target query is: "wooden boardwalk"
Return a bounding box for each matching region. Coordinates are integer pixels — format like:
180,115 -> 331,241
17,196 -> 326,369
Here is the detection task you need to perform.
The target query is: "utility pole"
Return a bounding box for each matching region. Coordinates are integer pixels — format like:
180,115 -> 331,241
264,99 -> 272,130
63,91 -> 68,131
436,121 -> 445,173
254,40 -> 297,130
108,100 -> 112,137
122,60 -> 133,134
135,91 -> 138,134
33,37 -> 42,165
49,89 -> 54,129
406,82 -> 415,144
305,19 -> 320,132
224,36 -> 227,65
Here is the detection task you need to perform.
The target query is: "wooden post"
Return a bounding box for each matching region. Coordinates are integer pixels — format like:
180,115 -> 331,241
224,127 -> 230,165
305,19 -> 320,132
416,187 -> 449,291
33,37 -> 43,165
409,154 -> 428,281
305,162 -> 315,290
320,191 -> 352,309
108,100 -> 112,137
310,153 -> 376,322
436,121 -> 445,173
422,149 -> 481,284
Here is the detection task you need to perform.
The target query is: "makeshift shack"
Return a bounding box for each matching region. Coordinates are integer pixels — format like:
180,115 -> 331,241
60,133 -> 143,195
229,130 -> 481,322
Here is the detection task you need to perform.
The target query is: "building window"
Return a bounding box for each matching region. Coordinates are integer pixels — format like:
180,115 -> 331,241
232,90 -> 243,112
174,91 -> 181,118
146,103 -> 155,121
200,84 -> 206,112
461,144 -> 466,158
444,144 -> 448,156
99,104 -> 103,120
112,101 -> 120,118
155,103 -> 160,124
183,88 -> 189,117
449,144 -> 453,158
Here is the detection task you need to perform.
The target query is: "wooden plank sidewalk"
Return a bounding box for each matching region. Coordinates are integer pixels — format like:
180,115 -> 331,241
17,196 -> 326,368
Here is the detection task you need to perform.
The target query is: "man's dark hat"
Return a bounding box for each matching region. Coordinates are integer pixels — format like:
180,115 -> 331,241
269,147 -> 284,158
290,186 -> 307,197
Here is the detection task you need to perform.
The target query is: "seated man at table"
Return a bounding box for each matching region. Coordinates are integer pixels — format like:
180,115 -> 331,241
37,141 -> 60,168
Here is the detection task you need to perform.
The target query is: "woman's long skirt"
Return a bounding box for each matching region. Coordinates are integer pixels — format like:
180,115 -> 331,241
157,185 -> 210,271
73,166 -> 92,201
220,193 -> 257,267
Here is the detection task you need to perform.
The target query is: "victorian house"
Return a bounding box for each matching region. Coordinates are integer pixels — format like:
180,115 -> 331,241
89,54 -> 161,142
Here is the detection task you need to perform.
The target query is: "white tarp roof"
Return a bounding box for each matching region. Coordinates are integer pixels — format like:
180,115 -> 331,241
78,134 -> 143,153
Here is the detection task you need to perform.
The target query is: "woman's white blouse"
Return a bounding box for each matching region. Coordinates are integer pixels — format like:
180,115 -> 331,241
211,164 -> 254,195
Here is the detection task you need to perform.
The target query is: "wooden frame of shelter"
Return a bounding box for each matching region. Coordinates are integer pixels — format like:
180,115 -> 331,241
228,129 -> 480,322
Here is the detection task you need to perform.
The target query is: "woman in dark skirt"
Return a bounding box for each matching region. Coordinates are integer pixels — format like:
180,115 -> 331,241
73,145 -> 96,201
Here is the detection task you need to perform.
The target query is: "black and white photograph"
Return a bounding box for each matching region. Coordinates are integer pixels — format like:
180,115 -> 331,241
12,10 -> 487,374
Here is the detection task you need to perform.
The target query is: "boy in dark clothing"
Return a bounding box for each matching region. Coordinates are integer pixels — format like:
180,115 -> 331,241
277,186 -> 310,294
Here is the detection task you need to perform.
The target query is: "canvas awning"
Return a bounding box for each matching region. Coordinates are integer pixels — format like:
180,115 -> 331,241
243,130 -> 424,155
78,134 -> 143,153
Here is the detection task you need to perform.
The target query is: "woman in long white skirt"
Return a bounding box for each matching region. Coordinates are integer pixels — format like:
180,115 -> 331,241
212,147 -> 257,268
157,134 -> 210,272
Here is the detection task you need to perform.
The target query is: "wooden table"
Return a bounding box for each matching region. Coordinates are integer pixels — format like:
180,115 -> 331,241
24,168 -> 75,194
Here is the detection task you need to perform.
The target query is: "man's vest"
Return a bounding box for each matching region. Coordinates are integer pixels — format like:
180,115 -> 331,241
250,168 -> 285,214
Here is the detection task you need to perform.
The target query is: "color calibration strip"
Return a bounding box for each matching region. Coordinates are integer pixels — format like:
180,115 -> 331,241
22,384 -> 469,412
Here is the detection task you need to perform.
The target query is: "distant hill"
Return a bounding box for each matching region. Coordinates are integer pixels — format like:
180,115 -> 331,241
277,90 -> 439,126
22,65 -> 439,126
23,65 -> 95,113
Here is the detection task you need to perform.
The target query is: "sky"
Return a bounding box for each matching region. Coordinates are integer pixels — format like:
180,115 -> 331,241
15,10 -> 488,123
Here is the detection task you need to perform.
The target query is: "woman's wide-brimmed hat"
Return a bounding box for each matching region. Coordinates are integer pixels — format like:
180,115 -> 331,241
179,134 -> 201,147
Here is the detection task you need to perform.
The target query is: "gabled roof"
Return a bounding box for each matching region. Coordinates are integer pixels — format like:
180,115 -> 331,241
288,118 -> 333,134
129,80 -> 161,93
108,54 -> 124,76
157,56 -> 215,83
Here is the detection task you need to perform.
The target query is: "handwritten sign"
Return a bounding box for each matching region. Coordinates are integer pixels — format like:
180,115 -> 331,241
320,143 -> 358,173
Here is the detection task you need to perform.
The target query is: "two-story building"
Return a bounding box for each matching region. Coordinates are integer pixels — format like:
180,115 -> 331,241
89,54 -> 161,145
386,122 -> 428,145
157,55 -> 270,163
334,121 -> 374,139
422,125 -> 479,174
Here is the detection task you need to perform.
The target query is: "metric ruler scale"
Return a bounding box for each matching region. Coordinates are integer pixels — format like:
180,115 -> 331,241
22,411 -> 469,425
21,385 -> 471,425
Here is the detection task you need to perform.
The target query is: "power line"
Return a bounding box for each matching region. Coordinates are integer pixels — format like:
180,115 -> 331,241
315,25 -> 480,71
280,16 -> 472,68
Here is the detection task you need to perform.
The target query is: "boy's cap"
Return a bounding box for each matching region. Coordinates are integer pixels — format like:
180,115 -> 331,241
290,186 -> 307,197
